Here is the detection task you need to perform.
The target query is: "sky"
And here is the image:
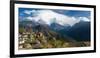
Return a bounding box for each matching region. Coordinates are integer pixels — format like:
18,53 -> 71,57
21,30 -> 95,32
19,8 -> 90,18
19,8 -> 91,26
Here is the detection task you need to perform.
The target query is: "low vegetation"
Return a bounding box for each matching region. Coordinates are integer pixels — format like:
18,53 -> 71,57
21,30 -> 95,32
18,27 -> 90,50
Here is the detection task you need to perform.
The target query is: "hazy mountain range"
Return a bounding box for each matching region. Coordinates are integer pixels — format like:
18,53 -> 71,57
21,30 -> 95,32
19,9 -> 90,41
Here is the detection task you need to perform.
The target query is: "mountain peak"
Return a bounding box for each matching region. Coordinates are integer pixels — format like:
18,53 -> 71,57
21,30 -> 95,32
21,10 -> 90,27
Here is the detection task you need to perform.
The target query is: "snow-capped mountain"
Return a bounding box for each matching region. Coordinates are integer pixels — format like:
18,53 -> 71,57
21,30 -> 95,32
21,10 -> 90,27
19,9 -> 91,41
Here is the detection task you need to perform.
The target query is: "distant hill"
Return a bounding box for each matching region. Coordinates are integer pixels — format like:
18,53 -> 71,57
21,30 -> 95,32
19,19 -> 90,41
50,22 -> 71,31
58,22 -> 90,41
19,20 -> 91,49
19,20 -> 77,42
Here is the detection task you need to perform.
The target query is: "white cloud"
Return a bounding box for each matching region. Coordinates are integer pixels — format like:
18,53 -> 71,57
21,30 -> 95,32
26,16 -> 33,20
78,17 -> 90,22
36,10 -> 81,26
23,10 -> 90,26
24,10 -> 31,14
24,10 -> 37,14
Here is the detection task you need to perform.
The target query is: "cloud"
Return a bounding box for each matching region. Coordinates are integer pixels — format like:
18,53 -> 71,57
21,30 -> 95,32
24,10 -> 37,15
23,9 -> 90,26
78,17 -> 90,22
24,10 -> 31,14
